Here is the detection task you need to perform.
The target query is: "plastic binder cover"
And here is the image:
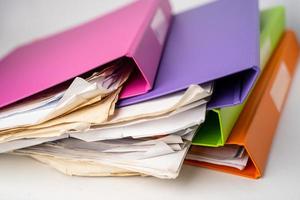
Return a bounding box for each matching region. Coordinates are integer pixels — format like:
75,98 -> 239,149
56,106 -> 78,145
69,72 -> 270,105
186,30 -> 299,178
119,0 -> 260,109
192,7 -> 286,147
0,0 -> 172,108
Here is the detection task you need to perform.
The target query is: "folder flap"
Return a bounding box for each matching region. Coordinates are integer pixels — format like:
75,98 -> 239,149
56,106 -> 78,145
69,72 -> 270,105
187,31 -> 299,179
238,31 -> 299,175
123,0 -> 172,98
192,110 -> 223,147
192,105 -> 245,147
119,0 -> 260,108
208,67 -> 259,109
185,157 -> 260,179
192,6 -> 286,147
0,0 -> 171,108
226,31 -> 299,177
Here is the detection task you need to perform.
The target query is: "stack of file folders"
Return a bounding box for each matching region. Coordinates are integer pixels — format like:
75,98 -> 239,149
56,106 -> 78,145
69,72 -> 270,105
0,0 -> 299,179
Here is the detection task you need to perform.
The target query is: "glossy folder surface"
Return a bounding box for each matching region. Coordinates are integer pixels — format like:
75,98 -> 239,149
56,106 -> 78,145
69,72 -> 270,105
192,7 -> 286,147
0,0 -> 172,108
119,0 -> 260,109
186,31 -> 300,178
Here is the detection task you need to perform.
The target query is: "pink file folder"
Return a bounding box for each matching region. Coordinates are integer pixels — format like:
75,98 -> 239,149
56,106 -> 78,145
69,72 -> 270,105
0,0 -> 171,108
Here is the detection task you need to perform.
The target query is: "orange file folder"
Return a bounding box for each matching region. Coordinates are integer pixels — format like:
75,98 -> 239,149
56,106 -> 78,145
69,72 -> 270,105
185,30 -> 299,179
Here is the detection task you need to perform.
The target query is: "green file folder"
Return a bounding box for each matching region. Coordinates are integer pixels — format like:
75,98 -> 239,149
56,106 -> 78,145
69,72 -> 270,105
192,6 -> 285,147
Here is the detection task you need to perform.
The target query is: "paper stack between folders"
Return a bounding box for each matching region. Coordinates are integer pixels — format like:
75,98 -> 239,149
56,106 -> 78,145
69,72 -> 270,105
0,62 -> 213,178
0,64 -> 132,152
187,145 -> 249,170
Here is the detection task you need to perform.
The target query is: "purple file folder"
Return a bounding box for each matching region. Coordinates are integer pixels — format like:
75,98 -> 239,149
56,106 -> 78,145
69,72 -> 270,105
119,0 -> 260,109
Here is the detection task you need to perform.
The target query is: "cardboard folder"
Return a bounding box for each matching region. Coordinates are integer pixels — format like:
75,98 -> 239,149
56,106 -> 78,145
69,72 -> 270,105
192,6 -> 286,147
186,30 -> 300,178
119,0 -> 260,109
0,0 -> 172,108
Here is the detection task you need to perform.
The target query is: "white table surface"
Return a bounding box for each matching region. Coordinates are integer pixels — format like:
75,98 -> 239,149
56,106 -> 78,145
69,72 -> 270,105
0,1 -> 300,199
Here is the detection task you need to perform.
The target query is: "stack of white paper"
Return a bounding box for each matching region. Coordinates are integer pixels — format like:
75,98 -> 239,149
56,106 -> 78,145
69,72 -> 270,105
0,64 -> 132,152
12,83 -> 213,178
15,128 -> 198,178
186,145 -> 249,170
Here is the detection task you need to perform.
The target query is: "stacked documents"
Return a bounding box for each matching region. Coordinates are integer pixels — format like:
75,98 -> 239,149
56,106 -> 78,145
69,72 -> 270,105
13,83 -> 212,178
186,145 -> 249,170
0,64 -> 132,152
0,0 -> 299,180
15,131 -> 196,178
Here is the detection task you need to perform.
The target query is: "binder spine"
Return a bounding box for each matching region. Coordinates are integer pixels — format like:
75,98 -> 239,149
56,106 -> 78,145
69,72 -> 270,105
128,0 -> 172,91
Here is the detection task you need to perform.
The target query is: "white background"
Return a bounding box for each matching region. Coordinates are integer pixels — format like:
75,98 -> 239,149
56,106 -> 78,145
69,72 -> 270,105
0,0 -> 300,199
